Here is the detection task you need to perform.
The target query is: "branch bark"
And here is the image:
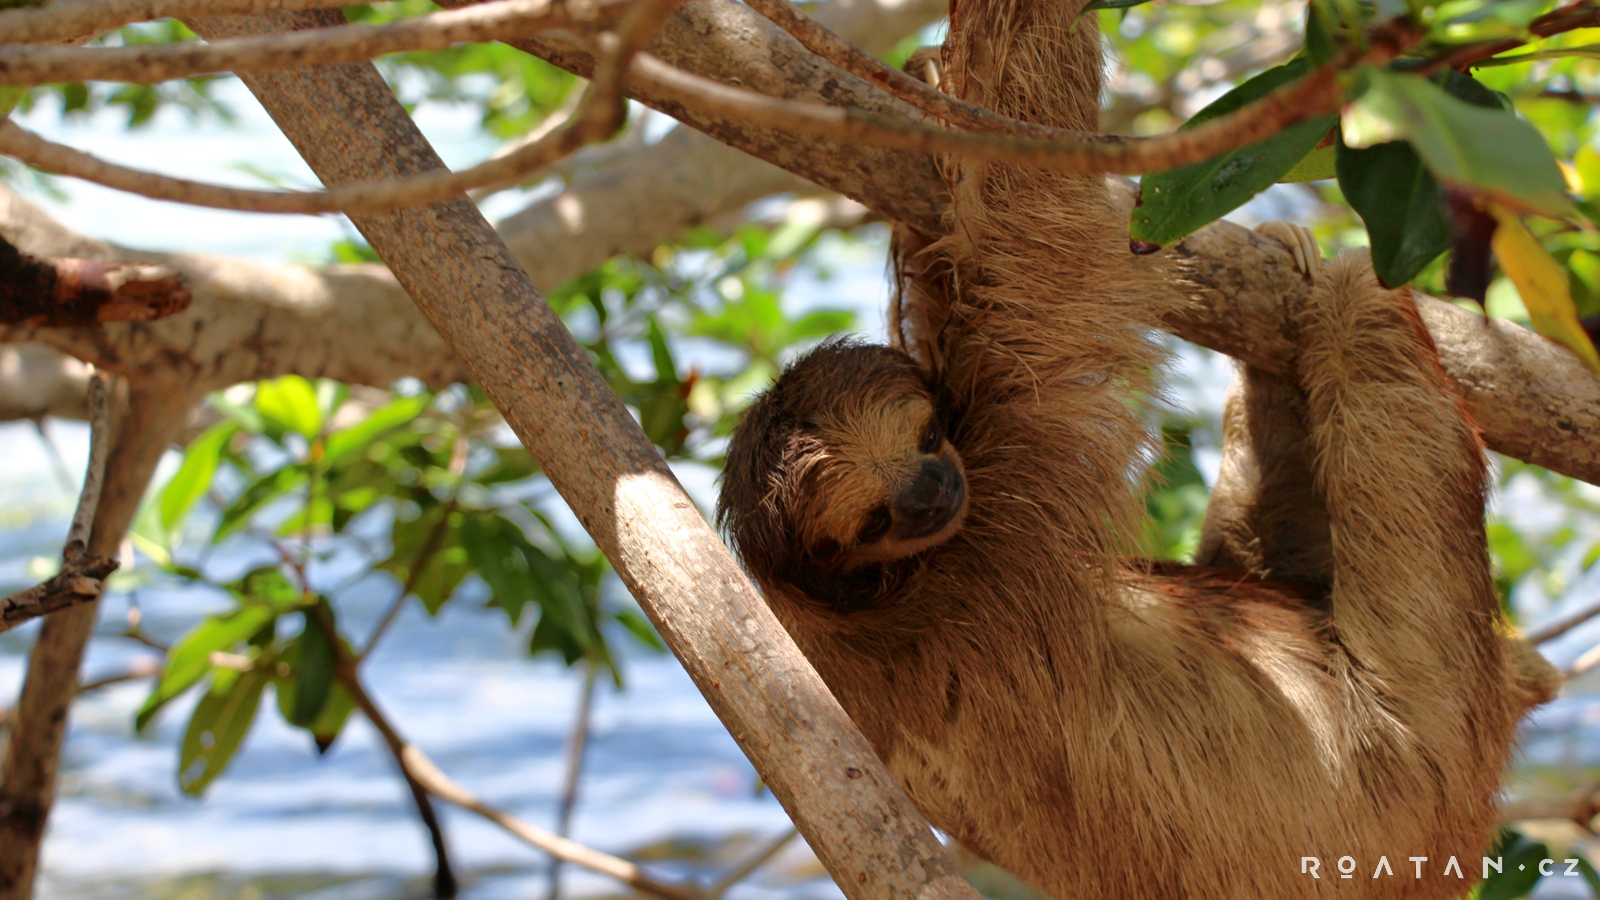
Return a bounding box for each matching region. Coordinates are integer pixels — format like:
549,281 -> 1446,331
0,373 -> 118,635
0,376 -> 204,899
183,8 -> 975,900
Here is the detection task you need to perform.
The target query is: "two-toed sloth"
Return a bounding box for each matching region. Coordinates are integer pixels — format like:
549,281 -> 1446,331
716,0 -> 1559,896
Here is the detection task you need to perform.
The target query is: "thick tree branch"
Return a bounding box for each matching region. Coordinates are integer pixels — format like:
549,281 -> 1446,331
1146,181 -> 1600,484
183,7 -> 975,899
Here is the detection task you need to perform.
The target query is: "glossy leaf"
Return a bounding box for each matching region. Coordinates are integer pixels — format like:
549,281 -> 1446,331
1342,68 -> 1571,217
1489,206 -> 1600,373
1130,59 -> 1338,245
178,665 -> 269,796
274,646 -> 357,754
1336,71 -> 1507,287
289,605 -> 337,727
1278,144 -> 1336,183
157,423 -> 237,531
323,392 -> 431,465
136,604 -> 275,731
255,375 -> 323,439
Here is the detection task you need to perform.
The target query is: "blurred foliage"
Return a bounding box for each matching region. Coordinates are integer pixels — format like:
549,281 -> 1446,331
122,215 -> 858,793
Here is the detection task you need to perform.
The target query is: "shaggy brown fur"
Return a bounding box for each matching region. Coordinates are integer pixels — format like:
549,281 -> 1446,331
717,0 -> 1557,896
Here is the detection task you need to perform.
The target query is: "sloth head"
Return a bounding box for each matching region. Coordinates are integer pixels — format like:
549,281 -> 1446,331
718,339 -> 968,609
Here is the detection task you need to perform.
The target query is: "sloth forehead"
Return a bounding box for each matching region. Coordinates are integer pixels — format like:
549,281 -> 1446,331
816,396 -> 931,477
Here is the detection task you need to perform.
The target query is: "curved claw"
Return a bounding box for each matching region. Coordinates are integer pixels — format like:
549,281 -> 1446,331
1255,221 -> 1322,279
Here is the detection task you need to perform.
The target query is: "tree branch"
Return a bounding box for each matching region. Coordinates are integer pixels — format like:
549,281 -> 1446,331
0,376 -> 204,899
0,0 -> 355,45
0,372 -> 117,635
400,742 -> 703,900
0,235 -> 188,326
183,7 -> 975,899
0,0 -> 633,84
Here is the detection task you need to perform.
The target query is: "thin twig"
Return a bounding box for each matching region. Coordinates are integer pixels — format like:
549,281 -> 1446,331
1502,779 -> 1600,828
707,828 -> 798,899
741,0 -> 1116,140
359,500 -> 457,660
0,0 -> 354,45
0,657 -> 161,731
1427,0 -> 1600,73
401,746 -> 703,900
548,660 -> 599,900
1527,596 -> 1600,645
0,0 -> 630,85
318,604 -> 459,899
614,18 -> 1415,177
0,0 -> 672,214
0,373 -> 119,634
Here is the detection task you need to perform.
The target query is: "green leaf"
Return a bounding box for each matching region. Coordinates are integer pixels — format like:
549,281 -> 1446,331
136,604 -> 275,731
461,514 -> 591,650
1342,68 -> 1572,217
1477,829 -> 1548,900
178,665 -> 269,796
647,318 -> 679,386
323,393 -> 431,465
1278,144 -> 1336,183
1336,138 -> 1453,287
289,604 -> 337,727
1080,0 -> 1152,15
378,504 -> 468,615
1130,59 -> 1338,245
229,566 -> 305,611
158,423 -> 237,531
274,644 -> 357,754
216,465 -> 308,540
255,376 -> 324,439
613,609 -> 666,652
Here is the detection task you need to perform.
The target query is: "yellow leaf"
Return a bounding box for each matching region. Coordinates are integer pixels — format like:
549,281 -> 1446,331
1489,206 -> 1600,374
1576,145 -> 1600,199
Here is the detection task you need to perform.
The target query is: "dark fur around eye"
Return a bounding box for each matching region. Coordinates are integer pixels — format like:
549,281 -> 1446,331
919,419 -> 941,454
812,537 -> 842,561
858,504 -> 893,544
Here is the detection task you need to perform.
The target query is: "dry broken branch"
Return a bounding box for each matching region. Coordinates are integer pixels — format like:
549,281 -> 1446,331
0,372 -> 117,636
0,235 -> 189,327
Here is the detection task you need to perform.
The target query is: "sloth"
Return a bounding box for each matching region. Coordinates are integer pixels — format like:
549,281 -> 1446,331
716,3 -> 1556,894
720,231 -> 1558,898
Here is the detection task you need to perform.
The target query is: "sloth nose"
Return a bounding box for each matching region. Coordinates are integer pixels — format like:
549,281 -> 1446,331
894,458 -> 966,540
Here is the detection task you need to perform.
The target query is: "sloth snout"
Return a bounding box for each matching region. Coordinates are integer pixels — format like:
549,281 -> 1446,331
894,458 -> 965,540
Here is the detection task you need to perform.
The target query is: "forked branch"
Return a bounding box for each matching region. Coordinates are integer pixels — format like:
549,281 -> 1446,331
0,372 -> 118,635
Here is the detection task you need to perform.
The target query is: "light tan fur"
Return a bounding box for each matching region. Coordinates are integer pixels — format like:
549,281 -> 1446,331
718,0 -> 1556,896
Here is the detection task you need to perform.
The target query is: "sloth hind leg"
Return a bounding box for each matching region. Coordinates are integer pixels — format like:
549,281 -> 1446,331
1196,223 -> 1333,594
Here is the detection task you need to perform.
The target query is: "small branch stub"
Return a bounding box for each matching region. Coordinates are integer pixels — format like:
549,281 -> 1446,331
0,372 -> 119,634
0,235 -> 189,326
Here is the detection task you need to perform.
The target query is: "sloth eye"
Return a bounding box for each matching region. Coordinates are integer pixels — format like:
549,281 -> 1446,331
918,419 -> 942,454
812,538 -> 841,561
858,505 -> 893,544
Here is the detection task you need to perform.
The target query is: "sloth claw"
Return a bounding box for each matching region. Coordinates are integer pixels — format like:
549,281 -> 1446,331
1255,221 -> 1322,278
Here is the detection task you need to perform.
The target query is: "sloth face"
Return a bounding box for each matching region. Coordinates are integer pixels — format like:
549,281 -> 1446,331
719,340 -> 968,602
799,393 -> 968,566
